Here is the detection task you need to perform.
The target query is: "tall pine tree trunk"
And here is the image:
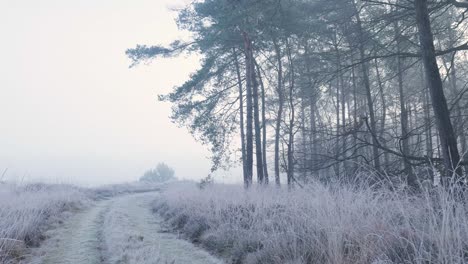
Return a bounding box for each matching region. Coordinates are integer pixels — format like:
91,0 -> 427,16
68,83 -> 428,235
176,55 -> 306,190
255,62 -> 270,184
273,39 -> 284,186
341,64 -> 347,176
351,63 -> 360,174
447,28 -> 468,178
414,0 -> 462,182
242,32 -> 254,188
423,67 -> 434,183
301,97 -> 307,181
252,58 -> 264,184
233,48 -> 247,183
374,58 -> 390,167
333,38 -> 341,176
305,44 -> 318,179
286,39 -> 295,186
395,21 -> 417,188
355,8 -> 381,173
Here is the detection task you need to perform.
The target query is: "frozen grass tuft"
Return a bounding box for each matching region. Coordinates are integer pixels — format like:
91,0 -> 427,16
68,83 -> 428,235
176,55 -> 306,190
153,181 -> 468,264
0,183 -> 88,263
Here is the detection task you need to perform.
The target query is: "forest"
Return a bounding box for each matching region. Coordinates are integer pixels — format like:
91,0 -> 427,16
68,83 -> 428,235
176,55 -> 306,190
128,0 -> 468,189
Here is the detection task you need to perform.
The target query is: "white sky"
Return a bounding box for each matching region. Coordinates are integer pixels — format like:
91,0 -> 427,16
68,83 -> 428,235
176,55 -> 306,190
0,0 -> 237,185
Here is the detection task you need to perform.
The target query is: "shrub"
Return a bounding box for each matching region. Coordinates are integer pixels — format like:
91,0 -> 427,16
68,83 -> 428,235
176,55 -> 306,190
140,163 -> 176,183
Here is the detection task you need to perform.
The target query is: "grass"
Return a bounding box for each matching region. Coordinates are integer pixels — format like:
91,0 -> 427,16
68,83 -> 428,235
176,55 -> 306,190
0,181 -> 161,263
91,182 -> 163,199
101,195 -> 165,264
3,177 -> 466,264
153,181 -> 468,264
101,192 -> 221,264
0,183 -> 88,263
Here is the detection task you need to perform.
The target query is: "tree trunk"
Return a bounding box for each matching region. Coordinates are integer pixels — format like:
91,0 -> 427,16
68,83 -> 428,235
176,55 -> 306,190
423,68 -> 434,183
351,63 -> 360,174
449,57 -> 468,179
374,58 -> 390,167
252,59 -> 264,184
335,78 -> 341,176
341,64 -> 347,176
273,39 -> 284,186
286,39 -> 295,186
414,0 -> 462,182
255,62 -> 269,184
355,9 -> 381,173
242,32 -> 254,188
233,48 -> 247,184
395,21 -> 417,188
301,97 -> 307,181
305,44 -> 318,178
447,28 -> 468,178
333,38 -> 341,176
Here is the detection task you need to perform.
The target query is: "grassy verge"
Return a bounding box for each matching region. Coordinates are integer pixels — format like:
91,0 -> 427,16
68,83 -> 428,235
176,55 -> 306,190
153,182 -> 468,264
0,183 -> 88,263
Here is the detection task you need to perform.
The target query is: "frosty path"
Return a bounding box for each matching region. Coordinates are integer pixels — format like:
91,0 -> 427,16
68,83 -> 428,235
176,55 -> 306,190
28,192 -> 222,264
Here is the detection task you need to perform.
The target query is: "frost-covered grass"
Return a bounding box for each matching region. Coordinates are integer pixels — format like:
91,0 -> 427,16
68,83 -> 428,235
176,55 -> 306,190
0,181 -> 161,263
101,194 -> 166,264
154,182 -> 468,264
91,182 -> 163,199
0,183 -> 88,263
102,193 -> 221,264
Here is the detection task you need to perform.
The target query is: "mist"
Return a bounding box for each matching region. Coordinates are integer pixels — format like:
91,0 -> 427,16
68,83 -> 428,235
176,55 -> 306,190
0,0 -> 217,185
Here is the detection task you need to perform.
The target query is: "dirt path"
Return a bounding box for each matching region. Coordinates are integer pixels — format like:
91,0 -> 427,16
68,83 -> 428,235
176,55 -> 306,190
28,193 -> 222,264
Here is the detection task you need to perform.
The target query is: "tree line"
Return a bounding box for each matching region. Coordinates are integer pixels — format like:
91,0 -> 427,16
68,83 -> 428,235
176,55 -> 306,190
127,0 -> 468,189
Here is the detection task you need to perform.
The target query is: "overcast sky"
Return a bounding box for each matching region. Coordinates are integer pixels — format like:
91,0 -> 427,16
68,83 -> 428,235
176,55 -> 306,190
0,0 -> 235,185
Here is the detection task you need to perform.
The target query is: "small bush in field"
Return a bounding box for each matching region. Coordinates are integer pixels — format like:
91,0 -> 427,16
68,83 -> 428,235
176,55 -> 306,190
140,163 -> 176,183
153,182 -> 468,264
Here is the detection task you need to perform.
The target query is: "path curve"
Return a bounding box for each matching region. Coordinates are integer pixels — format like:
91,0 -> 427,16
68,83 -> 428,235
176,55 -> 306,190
27,192 -> 222,264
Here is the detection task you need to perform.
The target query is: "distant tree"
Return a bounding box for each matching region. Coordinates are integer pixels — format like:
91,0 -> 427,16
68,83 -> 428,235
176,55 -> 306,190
139,163 -> 176,183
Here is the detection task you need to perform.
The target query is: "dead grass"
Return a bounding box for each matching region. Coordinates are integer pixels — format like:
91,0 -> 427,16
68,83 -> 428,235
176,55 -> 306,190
153,181 -> 468,264
0,181 -> 161,263
0,183 -> 88,263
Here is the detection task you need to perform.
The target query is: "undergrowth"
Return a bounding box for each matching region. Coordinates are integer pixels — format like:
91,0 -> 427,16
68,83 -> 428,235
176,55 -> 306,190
0,181 -> 161,263
0,183 -> 88,263
153,181 -> 468,264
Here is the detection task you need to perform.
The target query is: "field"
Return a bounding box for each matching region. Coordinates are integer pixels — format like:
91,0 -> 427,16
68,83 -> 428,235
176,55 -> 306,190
3,180 -> 468,264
